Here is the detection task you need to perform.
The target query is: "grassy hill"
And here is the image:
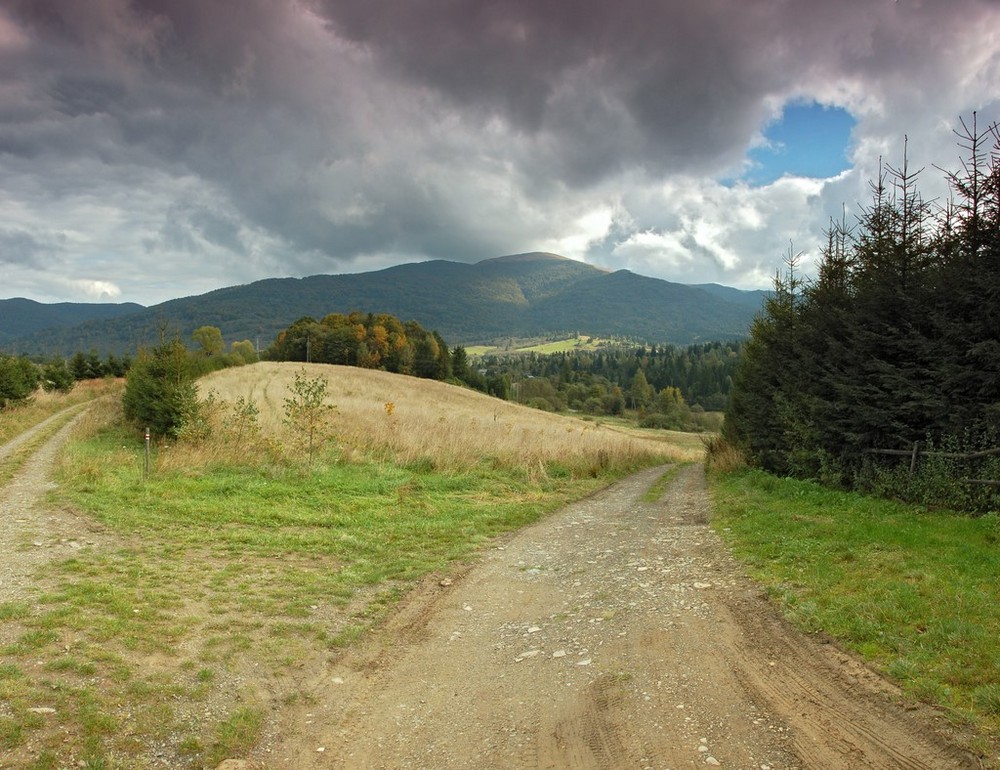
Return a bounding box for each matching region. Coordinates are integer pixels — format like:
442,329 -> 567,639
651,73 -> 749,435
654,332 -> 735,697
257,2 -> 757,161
3,253 -> 763,356
198,361 -> 700,469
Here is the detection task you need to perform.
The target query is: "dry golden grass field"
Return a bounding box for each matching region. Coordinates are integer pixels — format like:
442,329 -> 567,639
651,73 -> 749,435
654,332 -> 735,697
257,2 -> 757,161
196,362 -> 701,474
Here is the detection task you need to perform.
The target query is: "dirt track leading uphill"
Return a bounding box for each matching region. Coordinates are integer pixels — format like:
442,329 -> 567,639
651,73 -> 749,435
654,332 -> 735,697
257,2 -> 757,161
259,464 -> 975,770
0,404 -> 103,604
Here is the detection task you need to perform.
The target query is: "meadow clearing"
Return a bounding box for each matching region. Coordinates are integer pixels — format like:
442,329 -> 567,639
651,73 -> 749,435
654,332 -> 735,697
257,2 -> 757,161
193,362 -> 698,473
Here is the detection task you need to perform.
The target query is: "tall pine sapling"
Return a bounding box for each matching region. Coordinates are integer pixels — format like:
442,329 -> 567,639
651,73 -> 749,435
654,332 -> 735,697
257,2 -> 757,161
122,339 -> 198,439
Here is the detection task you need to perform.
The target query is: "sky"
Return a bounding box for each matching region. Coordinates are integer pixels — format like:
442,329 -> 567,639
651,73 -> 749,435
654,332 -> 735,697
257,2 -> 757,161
2,0 -> 1000,307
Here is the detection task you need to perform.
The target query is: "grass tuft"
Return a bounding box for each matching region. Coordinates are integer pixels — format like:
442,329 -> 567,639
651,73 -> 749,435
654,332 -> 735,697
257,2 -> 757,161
975,685 -> 1000,716
206,705 -> 265,766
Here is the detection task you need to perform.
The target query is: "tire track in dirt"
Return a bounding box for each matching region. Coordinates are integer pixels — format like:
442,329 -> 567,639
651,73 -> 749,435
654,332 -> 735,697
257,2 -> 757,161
721,590 -> 967,770
255,464 -> 977,770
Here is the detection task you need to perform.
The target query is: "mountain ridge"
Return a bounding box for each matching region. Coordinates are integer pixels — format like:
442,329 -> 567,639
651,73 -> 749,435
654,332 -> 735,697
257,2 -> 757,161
1,253 -> 765,356
0,297 -> 145,347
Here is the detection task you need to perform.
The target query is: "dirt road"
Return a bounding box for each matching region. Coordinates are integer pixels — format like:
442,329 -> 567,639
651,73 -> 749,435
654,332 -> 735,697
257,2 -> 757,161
0,404 -> 103,604
263,464 -> 975,770
0,416 -> 978,769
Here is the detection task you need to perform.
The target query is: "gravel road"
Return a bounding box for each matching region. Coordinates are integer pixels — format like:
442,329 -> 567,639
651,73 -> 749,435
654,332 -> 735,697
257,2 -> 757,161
259,464 -> 976,770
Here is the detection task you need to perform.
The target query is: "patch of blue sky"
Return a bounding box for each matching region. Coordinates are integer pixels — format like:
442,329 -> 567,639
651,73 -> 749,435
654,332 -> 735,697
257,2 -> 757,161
740,102 -> 856,186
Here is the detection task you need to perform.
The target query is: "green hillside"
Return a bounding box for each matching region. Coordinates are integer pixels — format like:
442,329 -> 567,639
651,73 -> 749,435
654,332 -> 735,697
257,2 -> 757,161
3,253 -> 762,356
0,297 -> 144,346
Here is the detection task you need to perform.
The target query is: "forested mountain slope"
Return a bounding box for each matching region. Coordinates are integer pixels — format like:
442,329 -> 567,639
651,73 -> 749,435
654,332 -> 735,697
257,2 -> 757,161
0,298 -> 143,346
4,253 -> 763,355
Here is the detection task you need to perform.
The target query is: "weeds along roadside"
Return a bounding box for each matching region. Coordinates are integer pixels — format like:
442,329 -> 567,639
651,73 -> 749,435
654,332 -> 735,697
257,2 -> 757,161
1,363 -> 689,769
708,464 -> 1000,763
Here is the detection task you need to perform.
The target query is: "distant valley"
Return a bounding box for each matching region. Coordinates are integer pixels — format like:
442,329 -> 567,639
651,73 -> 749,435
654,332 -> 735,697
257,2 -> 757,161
1,253 -> 767,356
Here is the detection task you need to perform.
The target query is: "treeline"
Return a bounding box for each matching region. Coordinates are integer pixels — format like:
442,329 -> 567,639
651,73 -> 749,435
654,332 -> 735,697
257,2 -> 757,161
478,341 -> 740,428
0,350 -> 132,408
1,324 -> 261,412
481,342 -> 739,410
265,312 -> 516,396
264,313 -> 740,429
724,116 -> 1000,511
266,312 -> 463,379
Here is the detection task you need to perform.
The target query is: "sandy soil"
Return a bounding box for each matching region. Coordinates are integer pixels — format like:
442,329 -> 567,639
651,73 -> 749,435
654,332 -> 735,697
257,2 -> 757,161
257,464 -> 977,770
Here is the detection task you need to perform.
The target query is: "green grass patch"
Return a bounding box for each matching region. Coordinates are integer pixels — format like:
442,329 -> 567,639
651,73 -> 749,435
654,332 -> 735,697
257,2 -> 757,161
642,464 -> 682,502
57,428 -> 593,582
206,705 -> 265,767
711,469 -> 1000,755
515,335 -> 606,354
0,601 -> 32,621
467,335 -> 616,356
0,716 -> 24,750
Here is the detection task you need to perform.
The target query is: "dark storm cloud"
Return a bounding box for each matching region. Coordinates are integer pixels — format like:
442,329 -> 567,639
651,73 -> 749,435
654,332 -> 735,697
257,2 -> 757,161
1,0 -> 998,303
154,200 -> 247,255
48,76 -> 127,118
8,0 -> 990,188
0,228 -> 59,268
0,2 -> 896,176
310,0 -> 766,178
311,0 -> 985,180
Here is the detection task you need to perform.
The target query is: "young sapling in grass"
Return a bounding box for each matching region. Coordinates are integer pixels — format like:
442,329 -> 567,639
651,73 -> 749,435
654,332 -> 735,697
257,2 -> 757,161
283,370 -> 337,467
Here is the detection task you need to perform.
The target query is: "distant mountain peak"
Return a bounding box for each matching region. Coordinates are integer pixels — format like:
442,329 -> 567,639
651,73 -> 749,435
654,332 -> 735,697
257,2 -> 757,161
479,252 -> 613,274
479,252 -> 573,264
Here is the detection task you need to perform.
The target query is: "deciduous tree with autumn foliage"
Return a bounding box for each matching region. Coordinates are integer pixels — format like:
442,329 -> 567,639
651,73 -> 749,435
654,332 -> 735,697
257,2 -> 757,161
265,311 -> 457,384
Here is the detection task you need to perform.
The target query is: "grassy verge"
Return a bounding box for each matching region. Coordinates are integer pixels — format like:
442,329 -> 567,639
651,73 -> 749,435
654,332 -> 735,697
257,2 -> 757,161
1,367 -> 681,769
710,468 -> 1000,760
5,444 -> 605,767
